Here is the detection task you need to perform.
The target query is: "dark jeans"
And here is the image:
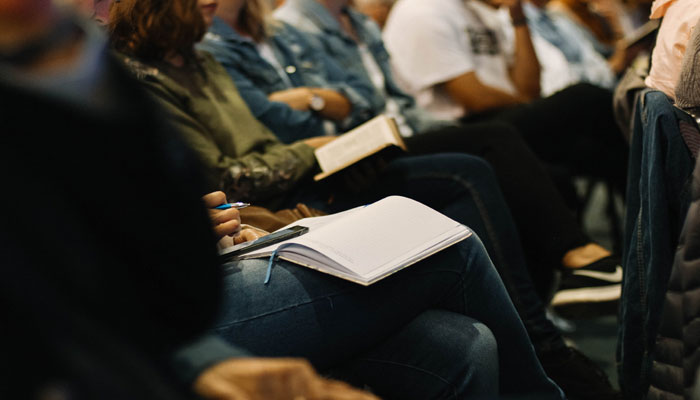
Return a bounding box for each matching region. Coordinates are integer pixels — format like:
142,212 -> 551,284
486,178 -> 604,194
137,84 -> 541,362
618,90 -> 695,398
405,121 -> 589,297
463,83 -> 629,194
278,153 -> 566,355
214,235 -> 564,400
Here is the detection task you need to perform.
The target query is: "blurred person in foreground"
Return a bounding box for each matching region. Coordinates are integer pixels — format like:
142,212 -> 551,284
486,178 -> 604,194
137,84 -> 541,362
0,0 -> 564,399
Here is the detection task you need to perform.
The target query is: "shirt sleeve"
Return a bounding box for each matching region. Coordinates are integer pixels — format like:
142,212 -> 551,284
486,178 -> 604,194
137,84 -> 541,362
384,6 -> 475,91
170,334 -> 251,385
199,39 -> 328,143
143,80 -> 318,202
645,0 -> 700,98
288,25 -> 379,130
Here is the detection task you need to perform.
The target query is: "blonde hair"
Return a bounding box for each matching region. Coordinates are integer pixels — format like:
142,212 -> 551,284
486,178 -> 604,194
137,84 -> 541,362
238,0 -> 276,42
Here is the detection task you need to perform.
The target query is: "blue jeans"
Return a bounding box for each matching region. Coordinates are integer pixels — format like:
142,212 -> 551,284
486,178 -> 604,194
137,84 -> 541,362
285,153 -> 565,355
214,235 -> 564,399
619,90 -> 695,398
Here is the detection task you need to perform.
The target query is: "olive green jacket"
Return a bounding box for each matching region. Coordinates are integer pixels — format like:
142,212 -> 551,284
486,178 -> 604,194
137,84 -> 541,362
120,51 -> 317,203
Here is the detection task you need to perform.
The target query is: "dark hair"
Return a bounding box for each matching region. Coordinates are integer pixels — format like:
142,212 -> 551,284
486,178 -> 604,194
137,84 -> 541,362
109,0 -> 206,61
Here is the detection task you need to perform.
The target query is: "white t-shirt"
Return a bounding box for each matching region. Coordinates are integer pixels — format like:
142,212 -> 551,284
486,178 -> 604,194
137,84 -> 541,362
383,0 -> 517,119
497,7 -> 577,96
357,43 -> 414,137
257,40 -> 295,88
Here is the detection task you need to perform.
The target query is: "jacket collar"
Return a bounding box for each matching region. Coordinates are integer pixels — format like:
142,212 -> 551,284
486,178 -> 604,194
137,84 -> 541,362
207,16 -> 253,45
286,0 -> 360,39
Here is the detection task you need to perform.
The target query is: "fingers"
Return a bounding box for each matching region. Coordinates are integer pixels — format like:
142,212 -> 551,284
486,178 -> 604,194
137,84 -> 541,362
203,192 -> 242,238
234,227 -> 268,244
209,207 -> 241,225
303,136 -> 337,149
318,379 -> 381,400
213,217 -> 241,239
202,191 -> 228,208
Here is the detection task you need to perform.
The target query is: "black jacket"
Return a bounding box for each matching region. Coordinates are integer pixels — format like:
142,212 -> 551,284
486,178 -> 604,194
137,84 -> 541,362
0,48 -> 224,399
649,142 -> 700,400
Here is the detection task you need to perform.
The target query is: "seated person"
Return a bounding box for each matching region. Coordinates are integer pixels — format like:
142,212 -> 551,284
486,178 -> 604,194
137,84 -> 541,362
547,0 -> 640,55
0,2 -> 373,399
108,0 -> 616,398
378,0 -> 628,191
644,0 -> 700,102
199,0 -> 620,304
523,0 -> 618,94
2,1 -> 564,399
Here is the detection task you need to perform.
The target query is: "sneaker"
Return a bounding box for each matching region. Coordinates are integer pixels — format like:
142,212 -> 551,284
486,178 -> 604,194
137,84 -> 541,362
570,256 -> 623,283
539,346 -> 622,400
552,257 -> 622,306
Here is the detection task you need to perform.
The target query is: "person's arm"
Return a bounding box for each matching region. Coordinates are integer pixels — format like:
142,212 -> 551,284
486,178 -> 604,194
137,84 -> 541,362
143,81 -> 318,202
442,71 -> 528,113
267,86 -> 352,121
172,335 -> 378,400
500,0 -> 541,99
197,39 -> 331,142
283,23 -> 381,128
382,3 -> 527,114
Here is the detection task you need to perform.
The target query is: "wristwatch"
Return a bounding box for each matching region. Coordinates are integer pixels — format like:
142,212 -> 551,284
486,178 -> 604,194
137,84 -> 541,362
309,93 -> 326,112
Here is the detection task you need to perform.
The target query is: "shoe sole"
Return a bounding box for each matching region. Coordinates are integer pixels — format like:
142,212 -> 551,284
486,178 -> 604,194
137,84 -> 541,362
572,266 -> 623,283
551,284 -> 621,306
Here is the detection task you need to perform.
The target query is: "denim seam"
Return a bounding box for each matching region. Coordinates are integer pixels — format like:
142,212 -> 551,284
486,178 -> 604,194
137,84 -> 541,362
213,287 -> 358,328
634,206 -> 647,310
405,171 -> 510,283
355,358 -> 459,400
635,192 -> 651,381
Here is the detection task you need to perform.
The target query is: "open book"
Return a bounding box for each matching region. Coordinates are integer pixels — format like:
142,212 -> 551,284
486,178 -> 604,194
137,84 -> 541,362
314,114 -> 407,181
232,196 -> 472,285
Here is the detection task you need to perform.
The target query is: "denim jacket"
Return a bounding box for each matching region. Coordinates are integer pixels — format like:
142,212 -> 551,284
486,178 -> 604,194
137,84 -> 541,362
620,89 -> 696,399
198,17 -> 377,143
275,0 -> 452,134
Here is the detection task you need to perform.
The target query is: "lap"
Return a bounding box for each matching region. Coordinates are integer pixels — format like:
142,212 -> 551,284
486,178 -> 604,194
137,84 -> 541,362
212,235 -> 486,369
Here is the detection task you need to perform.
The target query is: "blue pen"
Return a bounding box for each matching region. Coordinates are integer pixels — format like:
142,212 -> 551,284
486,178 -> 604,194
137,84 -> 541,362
215,202 -> 250,210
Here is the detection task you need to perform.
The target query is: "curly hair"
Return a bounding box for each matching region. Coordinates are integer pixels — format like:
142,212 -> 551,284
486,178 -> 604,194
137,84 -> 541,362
109,0 -> 206,61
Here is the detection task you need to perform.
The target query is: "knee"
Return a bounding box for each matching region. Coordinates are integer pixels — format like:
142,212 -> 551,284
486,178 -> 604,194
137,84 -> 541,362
564,82 -> 612,103
414,310 -> 499,397
480,121 -> 521,144
444,154 -> 498,184
439,316 -> 499,397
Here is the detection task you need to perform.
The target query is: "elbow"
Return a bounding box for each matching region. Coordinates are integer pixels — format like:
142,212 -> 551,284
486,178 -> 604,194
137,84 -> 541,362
465,100 -> 496,114
522,84 -> 541,101
516,77 -> 541,101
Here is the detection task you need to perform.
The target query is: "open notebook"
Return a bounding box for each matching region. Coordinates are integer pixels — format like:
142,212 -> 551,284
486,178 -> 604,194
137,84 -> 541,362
233,196 -> 472,285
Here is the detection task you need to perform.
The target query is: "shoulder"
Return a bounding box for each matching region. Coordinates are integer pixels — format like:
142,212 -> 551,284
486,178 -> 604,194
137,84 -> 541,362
114,53 -> 162,81
274,6 -> 322,34
663,0 -> 700,27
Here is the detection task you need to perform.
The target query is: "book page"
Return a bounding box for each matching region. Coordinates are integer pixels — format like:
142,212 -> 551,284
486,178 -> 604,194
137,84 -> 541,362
281,196 -> 469,277
239,196 -> 471,283
314,115 -> 404,174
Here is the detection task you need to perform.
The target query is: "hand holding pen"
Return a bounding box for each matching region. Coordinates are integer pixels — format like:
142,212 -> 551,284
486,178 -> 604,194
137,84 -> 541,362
202,192 -> 244,239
